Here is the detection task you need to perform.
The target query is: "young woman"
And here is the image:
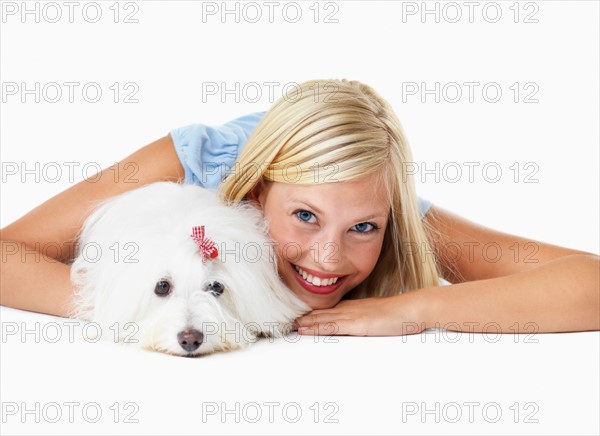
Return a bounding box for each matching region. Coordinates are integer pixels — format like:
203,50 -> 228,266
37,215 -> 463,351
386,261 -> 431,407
1,79 -> 598,336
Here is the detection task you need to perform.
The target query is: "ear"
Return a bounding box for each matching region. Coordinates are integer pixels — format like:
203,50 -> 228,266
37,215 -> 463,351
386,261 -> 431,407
245,179 -> 265,210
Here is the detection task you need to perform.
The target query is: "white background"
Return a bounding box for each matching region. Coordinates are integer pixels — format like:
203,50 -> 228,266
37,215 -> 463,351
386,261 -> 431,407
1,1 -> 599,435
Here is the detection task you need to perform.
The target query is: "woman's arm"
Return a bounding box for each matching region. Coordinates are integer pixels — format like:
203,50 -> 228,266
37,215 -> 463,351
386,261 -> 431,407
0,135 -> 185,317
296,205 -> 599,335
422,253 -> 599,333
421,206 -> 599,333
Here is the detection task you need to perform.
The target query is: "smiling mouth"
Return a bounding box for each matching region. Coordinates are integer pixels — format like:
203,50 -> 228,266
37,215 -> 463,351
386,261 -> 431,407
290,262 -> 348,295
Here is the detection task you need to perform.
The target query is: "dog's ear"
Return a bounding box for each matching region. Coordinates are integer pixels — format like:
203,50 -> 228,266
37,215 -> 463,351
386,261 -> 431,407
225,253 -> 310,338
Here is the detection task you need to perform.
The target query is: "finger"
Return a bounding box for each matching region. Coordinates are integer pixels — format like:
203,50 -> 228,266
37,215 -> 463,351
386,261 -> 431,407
297,319 -> 357,336
295,312 -> 348,327
300,308 -> 342,316
297,322 -> 342,336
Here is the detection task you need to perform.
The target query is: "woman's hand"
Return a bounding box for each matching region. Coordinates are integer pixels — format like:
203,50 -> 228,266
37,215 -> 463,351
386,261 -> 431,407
294,290 -> 431,336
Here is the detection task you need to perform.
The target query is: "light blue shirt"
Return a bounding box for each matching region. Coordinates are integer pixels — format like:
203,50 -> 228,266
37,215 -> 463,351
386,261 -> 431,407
170,112 -> 433,219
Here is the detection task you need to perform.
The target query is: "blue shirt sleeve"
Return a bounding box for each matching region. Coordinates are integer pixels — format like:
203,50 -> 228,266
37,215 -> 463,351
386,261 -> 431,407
169,111 -> 266,189
170,112 -> 433,219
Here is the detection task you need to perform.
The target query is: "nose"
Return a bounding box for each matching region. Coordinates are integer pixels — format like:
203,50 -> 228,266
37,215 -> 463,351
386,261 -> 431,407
177,329 -> 204,352
314,231 -> 345,269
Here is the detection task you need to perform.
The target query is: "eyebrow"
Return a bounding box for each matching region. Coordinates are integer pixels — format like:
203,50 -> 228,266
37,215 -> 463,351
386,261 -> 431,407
289,199 -> 388,222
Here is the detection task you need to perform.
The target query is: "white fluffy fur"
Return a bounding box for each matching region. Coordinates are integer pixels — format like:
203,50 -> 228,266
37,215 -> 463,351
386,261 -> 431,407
70,182 -> 310,356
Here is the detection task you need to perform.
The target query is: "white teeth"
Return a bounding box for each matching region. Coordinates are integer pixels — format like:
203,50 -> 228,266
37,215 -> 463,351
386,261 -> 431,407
293,265 -> 342,287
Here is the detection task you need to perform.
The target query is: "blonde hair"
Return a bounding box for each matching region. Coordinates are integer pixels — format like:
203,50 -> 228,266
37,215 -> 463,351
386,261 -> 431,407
218,79 -> 446,297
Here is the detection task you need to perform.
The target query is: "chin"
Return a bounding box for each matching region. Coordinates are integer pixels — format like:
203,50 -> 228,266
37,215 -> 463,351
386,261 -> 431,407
69,182 -> 311,356
287,286 -> 345,310
307,299 -> 342,310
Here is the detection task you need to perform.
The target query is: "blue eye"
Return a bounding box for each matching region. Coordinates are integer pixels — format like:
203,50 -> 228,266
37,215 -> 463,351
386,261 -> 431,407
353,222 -> 374,233
295,210 -> 316,223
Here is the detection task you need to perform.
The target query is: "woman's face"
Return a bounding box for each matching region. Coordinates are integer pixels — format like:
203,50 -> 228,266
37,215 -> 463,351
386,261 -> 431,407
252,172 -> 390,309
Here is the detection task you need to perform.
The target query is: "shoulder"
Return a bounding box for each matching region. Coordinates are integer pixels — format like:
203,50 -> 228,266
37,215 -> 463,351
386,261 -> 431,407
168,112 -> 267,187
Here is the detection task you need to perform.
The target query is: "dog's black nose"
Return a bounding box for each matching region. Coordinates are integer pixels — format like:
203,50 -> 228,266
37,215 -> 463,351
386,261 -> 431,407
177,329 -> 204,352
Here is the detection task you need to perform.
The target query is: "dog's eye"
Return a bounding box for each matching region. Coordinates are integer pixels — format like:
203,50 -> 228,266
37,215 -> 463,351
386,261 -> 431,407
154,280 -> 172,296
206,281 -> 224,297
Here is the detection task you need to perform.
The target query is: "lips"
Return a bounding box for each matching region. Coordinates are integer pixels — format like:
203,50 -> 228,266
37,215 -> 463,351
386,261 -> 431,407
290,262 -> 348,295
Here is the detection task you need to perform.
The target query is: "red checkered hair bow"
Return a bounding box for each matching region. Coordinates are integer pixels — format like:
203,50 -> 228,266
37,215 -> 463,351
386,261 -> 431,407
190,225 -> 219,262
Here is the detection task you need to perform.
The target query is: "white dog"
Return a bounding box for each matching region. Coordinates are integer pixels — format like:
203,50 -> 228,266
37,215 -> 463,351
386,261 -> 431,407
70,181 -> 310,356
